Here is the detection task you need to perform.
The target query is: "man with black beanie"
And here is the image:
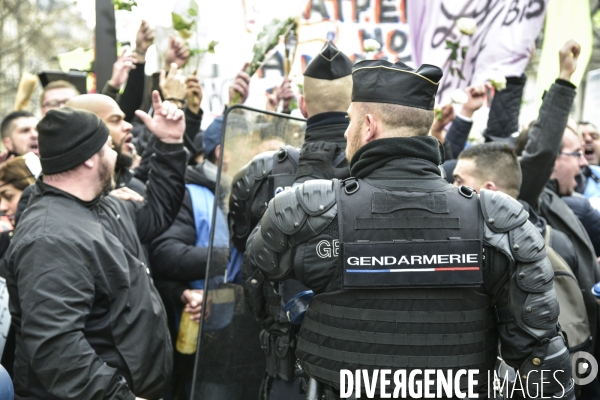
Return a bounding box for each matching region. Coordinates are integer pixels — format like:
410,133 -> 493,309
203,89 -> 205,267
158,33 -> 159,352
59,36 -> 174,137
2,91 -> 187,399
245,60 -> 575,399
66,93 -> 146,195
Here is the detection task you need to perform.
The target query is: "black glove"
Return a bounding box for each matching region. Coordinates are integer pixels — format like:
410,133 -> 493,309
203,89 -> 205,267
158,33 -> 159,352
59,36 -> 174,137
294,141 -> 349,183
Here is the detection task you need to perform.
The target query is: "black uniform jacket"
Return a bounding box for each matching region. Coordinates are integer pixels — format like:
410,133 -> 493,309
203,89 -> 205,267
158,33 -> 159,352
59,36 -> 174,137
3,140 -> 186,399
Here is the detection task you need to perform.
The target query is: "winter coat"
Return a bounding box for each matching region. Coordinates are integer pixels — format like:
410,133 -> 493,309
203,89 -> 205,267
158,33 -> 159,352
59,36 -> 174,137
562,191 -> 600,256
150,161 -> 229,295
3,140 -> 186,400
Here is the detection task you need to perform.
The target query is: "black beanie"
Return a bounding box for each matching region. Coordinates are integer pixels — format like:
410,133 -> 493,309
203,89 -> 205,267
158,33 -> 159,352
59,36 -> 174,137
37,107 -> 109,174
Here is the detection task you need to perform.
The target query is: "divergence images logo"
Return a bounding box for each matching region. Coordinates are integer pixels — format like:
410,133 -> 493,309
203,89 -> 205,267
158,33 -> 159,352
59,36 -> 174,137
572,351 -> 598,385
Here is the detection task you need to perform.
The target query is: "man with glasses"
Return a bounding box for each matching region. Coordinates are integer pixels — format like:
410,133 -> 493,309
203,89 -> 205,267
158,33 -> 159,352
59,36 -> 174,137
541,122 -> 600,256
523,114 -> 600,400
40,81 -> 80,117
554,124 -> 600,259
551,123 -> 588,197
513,40 -> 600,399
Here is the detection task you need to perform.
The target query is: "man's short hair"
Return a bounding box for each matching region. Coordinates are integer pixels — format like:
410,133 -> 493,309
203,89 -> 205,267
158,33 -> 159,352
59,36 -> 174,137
579,120 -> 597,129
1,111 -> 35,139
304,75 -> 352,116
458,142 -> 522,199
355,102 -> 434,137
40,80 -> 80,104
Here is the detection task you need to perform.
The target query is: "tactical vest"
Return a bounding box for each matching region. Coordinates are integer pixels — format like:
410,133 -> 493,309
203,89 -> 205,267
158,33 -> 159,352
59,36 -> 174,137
244,146 -> 347,382
296,179 -> 498,395
246,147 -> 303,382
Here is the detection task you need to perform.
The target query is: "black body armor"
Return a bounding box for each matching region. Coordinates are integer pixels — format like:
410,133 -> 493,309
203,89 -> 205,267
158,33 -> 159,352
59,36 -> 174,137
297,179 -> 497,394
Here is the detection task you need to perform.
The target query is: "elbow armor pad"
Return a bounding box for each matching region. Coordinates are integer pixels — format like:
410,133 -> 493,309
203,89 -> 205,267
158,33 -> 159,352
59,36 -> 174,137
229,151 -> 275,250
481,190 -> 558,339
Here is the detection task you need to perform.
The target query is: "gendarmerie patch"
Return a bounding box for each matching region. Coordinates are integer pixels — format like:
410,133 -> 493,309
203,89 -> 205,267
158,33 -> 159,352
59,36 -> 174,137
342,240 -> 483,288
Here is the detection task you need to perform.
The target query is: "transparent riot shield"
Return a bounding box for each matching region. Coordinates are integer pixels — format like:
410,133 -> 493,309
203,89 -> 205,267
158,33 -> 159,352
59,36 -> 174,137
190,105 -> 306,400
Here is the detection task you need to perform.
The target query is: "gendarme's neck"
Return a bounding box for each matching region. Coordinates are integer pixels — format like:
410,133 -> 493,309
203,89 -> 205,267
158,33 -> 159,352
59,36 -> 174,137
305,112 -> 348,146
350,136 -> 442,179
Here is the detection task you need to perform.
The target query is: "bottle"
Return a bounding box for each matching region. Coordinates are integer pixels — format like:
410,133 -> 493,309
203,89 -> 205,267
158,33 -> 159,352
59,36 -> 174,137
176,291 -> 203,354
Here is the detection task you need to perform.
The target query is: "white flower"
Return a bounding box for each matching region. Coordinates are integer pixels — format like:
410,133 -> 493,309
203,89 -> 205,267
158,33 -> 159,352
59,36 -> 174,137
489,72 -> 507,91
450,89 -> 468,105
456,17 -> 477,36
363,39 -> 381,53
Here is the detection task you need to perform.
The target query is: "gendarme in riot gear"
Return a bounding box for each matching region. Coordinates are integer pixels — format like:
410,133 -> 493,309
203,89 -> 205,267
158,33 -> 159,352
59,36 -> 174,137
245,60 -> 575,399
229,41 -> 353,400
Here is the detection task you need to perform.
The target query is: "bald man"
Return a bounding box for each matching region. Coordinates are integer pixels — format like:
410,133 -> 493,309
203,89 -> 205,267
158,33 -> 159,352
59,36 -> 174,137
66,94 -> 144,194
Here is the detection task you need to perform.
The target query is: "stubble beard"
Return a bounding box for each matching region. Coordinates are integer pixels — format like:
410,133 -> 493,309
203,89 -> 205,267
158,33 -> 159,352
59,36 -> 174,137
115,141 -> 133,170
99,156 -> 115,196
345,125 -> 363,163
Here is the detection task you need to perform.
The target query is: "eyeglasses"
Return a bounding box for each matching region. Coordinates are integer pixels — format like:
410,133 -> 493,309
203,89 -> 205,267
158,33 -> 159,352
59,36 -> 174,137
42,99 -> 70,108
560,151 -> 583,158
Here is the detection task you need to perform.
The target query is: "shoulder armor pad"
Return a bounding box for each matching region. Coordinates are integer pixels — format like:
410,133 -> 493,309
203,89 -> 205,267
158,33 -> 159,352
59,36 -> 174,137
257,208 -> 288,252
230,151 -> 274,202
278,145 -> 300,165
248,151 -> 275,180
296,179 -> 337,216
480,189 -> 528,233
509,220 -> 546,262
230,168 -> 252,205
268,188 -> 307,236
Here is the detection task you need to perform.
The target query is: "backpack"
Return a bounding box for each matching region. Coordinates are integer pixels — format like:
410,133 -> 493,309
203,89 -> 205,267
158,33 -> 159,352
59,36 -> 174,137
545,226 -> 592,352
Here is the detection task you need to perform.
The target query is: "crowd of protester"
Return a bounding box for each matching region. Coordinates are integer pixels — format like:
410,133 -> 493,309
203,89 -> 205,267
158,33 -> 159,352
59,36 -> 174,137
0,17 -> 599,400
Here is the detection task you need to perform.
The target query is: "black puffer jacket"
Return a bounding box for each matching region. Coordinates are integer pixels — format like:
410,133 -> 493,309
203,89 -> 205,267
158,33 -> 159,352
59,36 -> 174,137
3,141 -> 186,400
150,161 -> 229,295
115,165 -> 146,195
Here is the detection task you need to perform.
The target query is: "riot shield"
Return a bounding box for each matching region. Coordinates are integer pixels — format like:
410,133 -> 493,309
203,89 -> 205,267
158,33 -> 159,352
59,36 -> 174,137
190,105 -> 306,400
